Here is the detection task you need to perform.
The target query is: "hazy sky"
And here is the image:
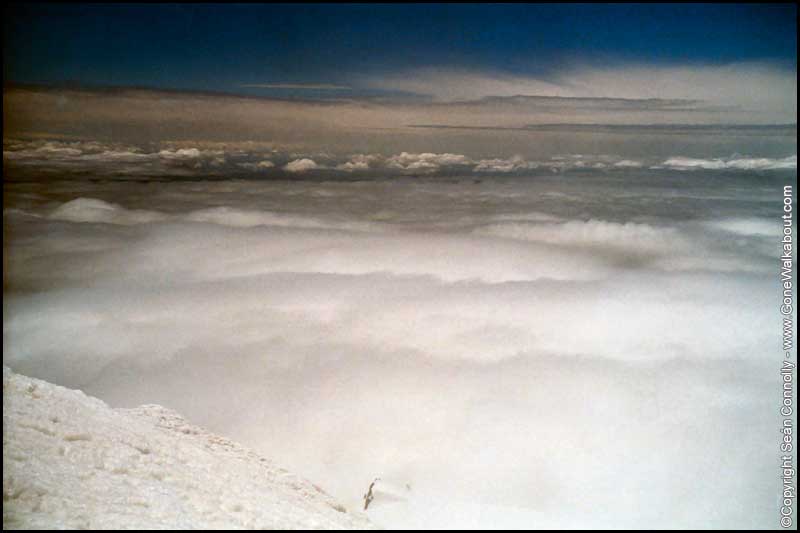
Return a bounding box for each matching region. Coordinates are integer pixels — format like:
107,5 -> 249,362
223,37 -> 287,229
3,4 -> 797,175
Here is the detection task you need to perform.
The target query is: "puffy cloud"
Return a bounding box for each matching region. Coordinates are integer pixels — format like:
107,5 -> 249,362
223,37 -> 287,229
474,219 -> 695,263
283,158 -> 320,173
4,138 -> 795,180
49,198 -> 167,225
658,154 -> 797,170
2,139 -> 236,177
474,155 -> 537,173
385,152 -> 472,173
335,154 -> 382,172
158,148 -> 203,160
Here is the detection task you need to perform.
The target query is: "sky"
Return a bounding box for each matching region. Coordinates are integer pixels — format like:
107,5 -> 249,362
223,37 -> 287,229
2,4 -> 797,177
4,3 -> 797,96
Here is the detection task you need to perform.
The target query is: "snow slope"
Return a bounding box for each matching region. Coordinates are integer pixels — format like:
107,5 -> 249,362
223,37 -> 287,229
2,367 -> 374,530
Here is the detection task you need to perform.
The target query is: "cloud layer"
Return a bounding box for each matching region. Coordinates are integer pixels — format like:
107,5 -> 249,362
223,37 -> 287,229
3,173 -> 792,528
4,138 -> 796,180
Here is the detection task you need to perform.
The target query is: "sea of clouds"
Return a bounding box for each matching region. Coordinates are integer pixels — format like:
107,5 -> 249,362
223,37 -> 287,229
2,169 -> 795,528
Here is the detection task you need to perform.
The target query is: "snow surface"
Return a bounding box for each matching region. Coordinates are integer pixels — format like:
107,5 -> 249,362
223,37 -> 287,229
2,366 -> 374,530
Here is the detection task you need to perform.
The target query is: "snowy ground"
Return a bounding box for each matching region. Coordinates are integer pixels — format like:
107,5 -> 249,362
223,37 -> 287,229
3,172 -> 795,528
3,366 -> 373,529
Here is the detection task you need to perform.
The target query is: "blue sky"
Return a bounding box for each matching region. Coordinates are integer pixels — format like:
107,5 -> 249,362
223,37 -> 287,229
4,3 -> 797,96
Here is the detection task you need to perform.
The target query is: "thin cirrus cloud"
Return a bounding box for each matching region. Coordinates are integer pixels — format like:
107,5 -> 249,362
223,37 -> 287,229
240,83 -> 352,90
360,62 -> 797,121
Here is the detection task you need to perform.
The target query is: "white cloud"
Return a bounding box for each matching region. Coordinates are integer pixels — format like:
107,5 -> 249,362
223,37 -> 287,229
158,148 -> 203,160
336,154 -> 381,172
5,139 -> 794,178
49,198 -> 167,225
4,176 -> 786,528
658,154 -> 797,170
283,158 -> 320,173
385,152 -> 472,173
474,155 -> 537,173
613,159 -> 643,168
